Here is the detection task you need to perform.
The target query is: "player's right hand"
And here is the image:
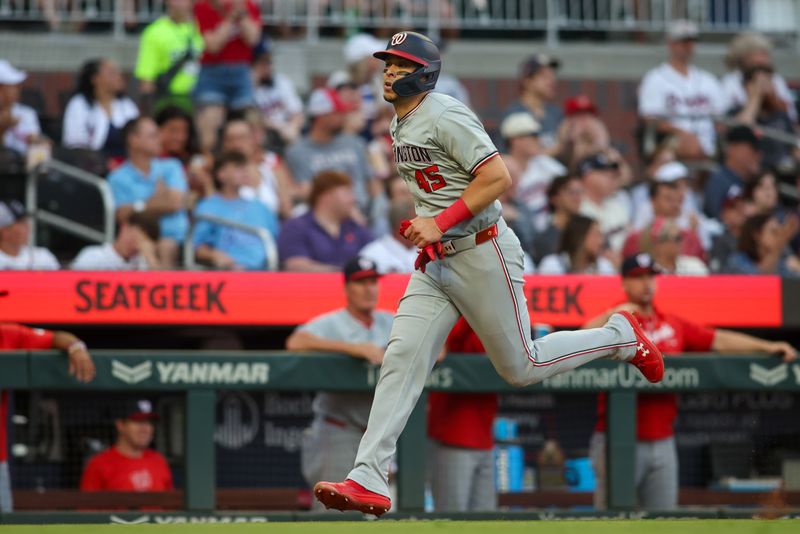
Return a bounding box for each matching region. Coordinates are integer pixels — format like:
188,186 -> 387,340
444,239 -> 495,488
352,343 -> 385,365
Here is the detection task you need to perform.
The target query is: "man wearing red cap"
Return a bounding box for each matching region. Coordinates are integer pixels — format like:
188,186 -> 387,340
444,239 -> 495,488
80,398 -> 173,492
584,254 -> 796,510
285,87 -> 375,215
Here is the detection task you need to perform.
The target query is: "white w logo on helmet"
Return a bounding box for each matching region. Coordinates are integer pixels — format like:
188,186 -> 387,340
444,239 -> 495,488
390,32 -> 408,46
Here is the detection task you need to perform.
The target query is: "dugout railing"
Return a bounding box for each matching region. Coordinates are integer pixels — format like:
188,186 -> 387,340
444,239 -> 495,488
1,350 -> 799,523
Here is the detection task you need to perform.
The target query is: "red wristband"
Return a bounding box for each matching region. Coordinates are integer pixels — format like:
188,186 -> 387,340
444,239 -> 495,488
433,198 -> 473,233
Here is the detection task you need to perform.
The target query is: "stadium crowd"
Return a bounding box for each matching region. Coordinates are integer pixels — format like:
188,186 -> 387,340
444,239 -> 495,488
0,4 -> 799,277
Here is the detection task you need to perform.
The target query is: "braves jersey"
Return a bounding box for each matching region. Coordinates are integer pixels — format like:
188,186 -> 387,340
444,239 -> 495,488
638,63 -> 724,156
390,92 -> 501,239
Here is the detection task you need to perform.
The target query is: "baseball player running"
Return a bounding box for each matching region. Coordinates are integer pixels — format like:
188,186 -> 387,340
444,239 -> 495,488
314,32 -> 664,516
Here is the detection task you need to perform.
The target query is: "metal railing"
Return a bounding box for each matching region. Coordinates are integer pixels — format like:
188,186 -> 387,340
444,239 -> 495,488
1,0 -> 798,45
182,212 -> 279,271
25,159 -> 116,246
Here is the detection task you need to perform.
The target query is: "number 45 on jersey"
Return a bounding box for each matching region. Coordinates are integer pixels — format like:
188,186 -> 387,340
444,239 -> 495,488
414,164 -> 447,193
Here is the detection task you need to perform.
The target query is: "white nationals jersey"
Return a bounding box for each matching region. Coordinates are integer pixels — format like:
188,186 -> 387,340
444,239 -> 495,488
638,63 -> 724,156
390,92 -> 501,239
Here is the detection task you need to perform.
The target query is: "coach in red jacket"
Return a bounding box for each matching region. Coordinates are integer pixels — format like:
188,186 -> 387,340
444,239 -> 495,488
0,292 -> 96,512
583,254 -> 796,510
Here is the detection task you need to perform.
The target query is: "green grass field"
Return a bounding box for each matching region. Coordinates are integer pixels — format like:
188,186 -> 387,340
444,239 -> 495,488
1,520 -> 798,534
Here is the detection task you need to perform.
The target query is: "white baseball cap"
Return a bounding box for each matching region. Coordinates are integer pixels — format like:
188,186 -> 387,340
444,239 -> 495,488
307,87 -> 353,117
0,60 -> 27,85
344,33 -> 384,64
500,112 -> 541,139
654,161 -> 690,183
667,20 -> 699,41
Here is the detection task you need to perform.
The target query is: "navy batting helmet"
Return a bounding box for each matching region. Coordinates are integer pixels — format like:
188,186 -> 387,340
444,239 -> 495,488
373,31 -> 441,97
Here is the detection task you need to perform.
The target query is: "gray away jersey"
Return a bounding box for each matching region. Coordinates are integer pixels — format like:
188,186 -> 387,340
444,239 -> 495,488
391,92 -> 502,239
298,308 -> 394,429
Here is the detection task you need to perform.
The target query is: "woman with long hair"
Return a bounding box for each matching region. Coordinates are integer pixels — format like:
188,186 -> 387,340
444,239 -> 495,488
62,59 -> 139,162
538,214 -> 616,275
725,213 -> 800,276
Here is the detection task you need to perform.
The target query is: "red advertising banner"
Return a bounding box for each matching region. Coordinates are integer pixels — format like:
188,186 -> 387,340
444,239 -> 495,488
0,272 -> 782,328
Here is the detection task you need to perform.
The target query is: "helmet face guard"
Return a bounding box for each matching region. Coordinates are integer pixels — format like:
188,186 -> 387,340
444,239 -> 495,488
374,32 -> 442,97
391,60 -> 441,97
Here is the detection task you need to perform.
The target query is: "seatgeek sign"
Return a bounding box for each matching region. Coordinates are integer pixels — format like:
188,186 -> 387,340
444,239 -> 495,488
0,272 -> 782,328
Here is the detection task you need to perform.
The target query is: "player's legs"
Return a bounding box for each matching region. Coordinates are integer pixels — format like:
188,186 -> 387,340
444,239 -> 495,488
346,268 -> 461,498
638,437 -> 679,510
589,432 -> 607,509
431,441 -> 476,511
468,448 -> 497,512
302,419 -> 362,511
449,228 -> 638,387
0,461 -> 12,513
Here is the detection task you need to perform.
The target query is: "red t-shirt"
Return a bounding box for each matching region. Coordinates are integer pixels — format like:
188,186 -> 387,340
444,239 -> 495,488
80,447 -> 173,492
194,0 -> 261,64
427,318 -> 498,450
1,324 -> 54,463
595,308 -> 715,440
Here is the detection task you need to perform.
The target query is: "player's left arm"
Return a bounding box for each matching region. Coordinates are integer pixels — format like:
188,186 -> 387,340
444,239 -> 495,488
711,329 -> 797,362
405,154 -> 511,247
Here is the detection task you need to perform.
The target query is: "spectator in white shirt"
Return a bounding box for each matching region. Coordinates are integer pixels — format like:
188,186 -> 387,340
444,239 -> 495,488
577,153 -> 631,253
71,212 -> 161,270
0,60 -> 41,157
638,20 -> 724,160
343,33 -> 385,125
500,112 -> 566,225
721,32 -> 797,123
0,200 -> 59,270
62,59 -> 140,161
252,38 -> 304,148
359,199 -> 417,273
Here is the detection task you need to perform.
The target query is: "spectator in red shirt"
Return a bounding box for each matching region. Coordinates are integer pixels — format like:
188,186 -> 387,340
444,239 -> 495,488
583,253 -> 797,511
427,317 -> 498,512
80,398 -> 173,493
0,298 -> 95,513
193,0 -> 262,152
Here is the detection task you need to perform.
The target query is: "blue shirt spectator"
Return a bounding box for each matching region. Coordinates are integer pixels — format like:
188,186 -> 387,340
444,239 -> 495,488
194,195 -> 278,270
192,150 -> 279,270
278,170 -> 372,271
109,157 -> 189,242
109,117 -> 190,268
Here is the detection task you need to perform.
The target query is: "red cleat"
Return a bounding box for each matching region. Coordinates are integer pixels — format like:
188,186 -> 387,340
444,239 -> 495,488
313,479 -> 391,517
618,311 -> 664,383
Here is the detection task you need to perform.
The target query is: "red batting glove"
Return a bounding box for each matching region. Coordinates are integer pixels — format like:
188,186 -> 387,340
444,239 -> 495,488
398,219 -> 412,238
414,242 -> 445,273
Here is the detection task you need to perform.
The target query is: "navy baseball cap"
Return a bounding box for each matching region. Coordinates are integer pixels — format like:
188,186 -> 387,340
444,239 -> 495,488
115,398 -> 159,422
344,257 -> 381,282
0,199 -> 28,229
725,125 -> 761,149
521,53 -> 560,77
577,153 -> 619,176
621,254 -> 662,278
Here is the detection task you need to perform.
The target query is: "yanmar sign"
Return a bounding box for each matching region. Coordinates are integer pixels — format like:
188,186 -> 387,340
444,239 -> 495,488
541,363 -> 701,390
0,272 -> 783,328
111,360 -> 269,386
